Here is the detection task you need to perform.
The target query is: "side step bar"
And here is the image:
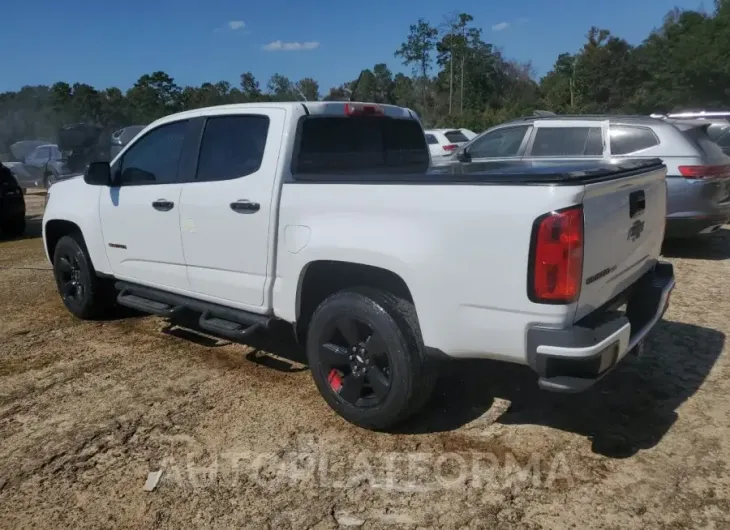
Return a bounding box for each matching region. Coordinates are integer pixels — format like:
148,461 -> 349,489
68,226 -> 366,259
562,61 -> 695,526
116,282 -> 272,340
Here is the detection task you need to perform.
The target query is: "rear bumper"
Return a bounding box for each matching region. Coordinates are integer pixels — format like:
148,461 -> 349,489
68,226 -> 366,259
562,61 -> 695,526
526,262 -> 675,393
665,213 -> 729,239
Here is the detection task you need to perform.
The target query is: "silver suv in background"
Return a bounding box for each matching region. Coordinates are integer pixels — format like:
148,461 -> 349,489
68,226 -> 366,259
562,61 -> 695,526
453,115 -> 730,239
652,110 -> 730,157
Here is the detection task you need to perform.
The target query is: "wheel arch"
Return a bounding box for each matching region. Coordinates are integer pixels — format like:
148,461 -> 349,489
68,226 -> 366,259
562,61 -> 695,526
294,260 -> 416,342
44,219 -> 85,262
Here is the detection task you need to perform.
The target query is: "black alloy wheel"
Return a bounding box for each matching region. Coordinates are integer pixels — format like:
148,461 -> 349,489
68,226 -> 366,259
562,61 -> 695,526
56,251 -> 85,307
319,317 -> 392,408
306,288 -> 437,430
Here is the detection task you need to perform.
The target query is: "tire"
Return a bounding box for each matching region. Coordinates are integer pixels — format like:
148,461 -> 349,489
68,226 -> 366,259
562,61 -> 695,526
306,287 -> 437,430
0,216 -> 25,238
52,234 -> 115,319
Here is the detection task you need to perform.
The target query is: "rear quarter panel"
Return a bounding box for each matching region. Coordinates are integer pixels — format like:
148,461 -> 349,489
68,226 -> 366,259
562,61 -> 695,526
274,182 -> 585,362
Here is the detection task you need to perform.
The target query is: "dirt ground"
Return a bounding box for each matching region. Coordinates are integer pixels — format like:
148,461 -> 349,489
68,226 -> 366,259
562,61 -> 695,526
1,191 -> 729,529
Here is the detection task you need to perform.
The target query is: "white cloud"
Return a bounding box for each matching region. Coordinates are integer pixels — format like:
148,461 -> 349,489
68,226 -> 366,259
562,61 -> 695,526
262,40 -> 320,51
492,22 -> 510,31
228,20 -> 245,30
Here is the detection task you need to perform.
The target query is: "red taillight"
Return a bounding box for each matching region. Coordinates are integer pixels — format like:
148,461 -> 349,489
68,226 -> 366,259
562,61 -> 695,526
529,206 -> 584,304
678,164 -> 730,179
344,103 -> 384,116
442,144 -> 458,152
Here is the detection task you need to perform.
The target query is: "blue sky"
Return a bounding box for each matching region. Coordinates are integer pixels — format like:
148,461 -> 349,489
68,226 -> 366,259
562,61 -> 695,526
0,0 -> 704,94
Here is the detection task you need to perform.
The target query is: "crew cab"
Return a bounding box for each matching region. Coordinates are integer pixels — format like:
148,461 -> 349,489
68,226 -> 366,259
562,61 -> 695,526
42,101 -> 675,430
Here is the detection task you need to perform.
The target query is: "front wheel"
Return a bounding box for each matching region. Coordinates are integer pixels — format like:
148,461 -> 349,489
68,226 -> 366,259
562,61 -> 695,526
306,288 -> 437,430
52,235 -> 114,319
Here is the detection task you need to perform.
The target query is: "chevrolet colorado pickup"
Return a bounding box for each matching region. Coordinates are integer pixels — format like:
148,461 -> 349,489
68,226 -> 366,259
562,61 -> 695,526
42,101 -> 675,430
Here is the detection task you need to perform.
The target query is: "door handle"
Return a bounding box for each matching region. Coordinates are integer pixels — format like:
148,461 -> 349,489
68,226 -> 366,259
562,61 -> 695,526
152,199 -> 174,212
629,190 -> 645,218
230,200 -> 260,213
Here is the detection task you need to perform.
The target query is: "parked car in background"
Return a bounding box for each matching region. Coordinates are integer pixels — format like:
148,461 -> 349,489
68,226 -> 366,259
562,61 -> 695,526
19,143 -> 66,189
424,128 -> 471,166
453,114 -> 730,239
0,162 -> 25,237
4,141 -> 46,190
651,110 -> 730,157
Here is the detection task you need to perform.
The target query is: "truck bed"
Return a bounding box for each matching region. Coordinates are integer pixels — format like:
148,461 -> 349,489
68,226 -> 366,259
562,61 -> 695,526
292,158 -> 666,185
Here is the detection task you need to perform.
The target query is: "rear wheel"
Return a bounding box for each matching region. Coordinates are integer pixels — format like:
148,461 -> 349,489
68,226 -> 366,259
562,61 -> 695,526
306,288 -> 436,430
52,234 -> 115,319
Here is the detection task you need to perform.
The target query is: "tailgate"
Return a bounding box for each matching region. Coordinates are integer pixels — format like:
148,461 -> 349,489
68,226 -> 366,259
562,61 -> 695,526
575,163 -> 667,321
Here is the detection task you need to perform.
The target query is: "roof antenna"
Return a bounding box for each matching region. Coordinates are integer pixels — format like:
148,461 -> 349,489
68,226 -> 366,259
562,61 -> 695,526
348,70 -> 365,102
295,88 -> 307,102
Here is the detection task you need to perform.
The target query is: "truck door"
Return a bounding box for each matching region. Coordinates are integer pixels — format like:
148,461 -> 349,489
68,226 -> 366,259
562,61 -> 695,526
178,108 -> 286,311
99,119 -> 192,291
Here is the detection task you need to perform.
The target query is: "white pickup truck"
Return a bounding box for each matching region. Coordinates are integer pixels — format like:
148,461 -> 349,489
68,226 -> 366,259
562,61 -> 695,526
42,101 -> 675,430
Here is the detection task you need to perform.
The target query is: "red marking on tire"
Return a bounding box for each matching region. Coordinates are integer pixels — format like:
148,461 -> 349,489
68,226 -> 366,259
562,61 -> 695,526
328,369 -> 343,392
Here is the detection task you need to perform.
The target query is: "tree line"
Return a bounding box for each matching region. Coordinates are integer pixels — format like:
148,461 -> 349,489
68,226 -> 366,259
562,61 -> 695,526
2,1 -> 730,156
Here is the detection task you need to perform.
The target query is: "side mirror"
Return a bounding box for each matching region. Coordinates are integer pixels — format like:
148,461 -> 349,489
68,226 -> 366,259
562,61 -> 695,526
84,161 -> 112,186
456,147 -> 471,162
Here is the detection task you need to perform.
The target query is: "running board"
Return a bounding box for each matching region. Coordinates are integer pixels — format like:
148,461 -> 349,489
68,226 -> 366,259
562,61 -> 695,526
115,282 -> 273,339
117,291 -> 184,317
198,311 -> 262,340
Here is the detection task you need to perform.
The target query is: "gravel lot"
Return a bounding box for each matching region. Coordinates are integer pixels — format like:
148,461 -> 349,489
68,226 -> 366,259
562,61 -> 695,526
1,191 -> 729,529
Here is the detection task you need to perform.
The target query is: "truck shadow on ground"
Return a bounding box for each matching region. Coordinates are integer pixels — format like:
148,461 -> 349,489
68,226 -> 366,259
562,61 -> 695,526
162,317 -> 308,373
400,319 -> 725,458
661,227 -> 730,260
165,313 -> 723,458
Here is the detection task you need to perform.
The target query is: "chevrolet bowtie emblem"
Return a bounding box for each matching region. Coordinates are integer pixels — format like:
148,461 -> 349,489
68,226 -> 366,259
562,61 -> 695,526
628,219 -> 645,242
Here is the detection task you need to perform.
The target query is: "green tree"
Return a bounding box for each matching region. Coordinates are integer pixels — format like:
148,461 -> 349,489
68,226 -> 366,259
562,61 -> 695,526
240,72 -> 262,101
295,77 -> 320,101
395,19 -> 439,111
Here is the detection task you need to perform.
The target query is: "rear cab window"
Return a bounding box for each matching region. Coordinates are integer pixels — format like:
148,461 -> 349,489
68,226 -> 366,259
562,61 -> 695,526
292,116 -> 429,174
425,134 -> 439,145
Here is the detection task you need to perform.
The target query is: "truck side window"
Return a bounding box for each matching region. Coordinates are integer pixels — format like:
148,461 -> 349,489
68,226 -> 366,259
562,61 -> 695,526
195,115 -> 270,182
119,120 -> 187,185
425,134 -> 438,145
468,126 -> 529,158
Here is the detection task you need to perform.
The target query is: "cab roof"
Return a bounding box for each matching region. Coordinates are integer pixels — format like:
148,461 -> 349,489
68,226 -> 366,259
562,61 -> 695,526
150,101 -> 419,130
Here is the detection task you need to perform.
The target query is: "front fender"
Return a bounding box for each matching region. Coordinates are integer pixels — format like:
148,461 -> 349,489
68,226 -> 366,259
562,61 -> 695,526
42,179 -> 110,273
